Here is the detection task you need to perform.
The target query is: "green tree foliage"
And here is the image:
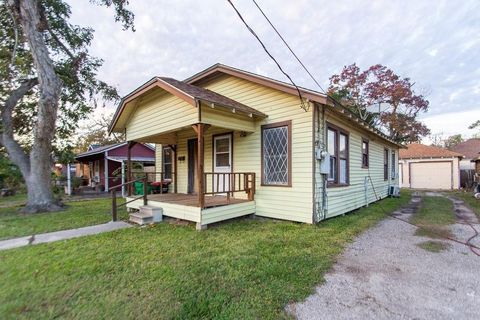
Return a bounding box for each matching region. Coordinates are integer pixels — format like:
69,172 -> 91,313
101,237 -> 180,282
0,0 -> 134,212
0,151 -> 24,190
443,134 -> 464,149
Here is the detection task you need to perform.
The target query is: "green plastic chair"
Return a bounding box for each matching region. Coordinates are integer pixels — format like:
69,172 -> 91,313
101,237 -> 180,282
133,181 -> 152,195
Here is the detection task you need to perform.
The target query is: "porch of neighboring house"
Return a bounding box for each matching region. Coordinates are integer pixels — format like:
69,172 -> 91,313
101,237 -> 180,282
112,123 -> 257,229
75,153 -> 155,195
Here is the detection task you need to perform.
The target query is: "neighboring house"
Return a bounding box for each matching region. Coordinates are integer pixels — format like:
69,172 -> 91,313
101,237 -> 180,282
449,138 -> 480,170
75,142 -> 155,192
472,155 -> 480,183
450,138 -> 480,188
109,63 -> 401,228
399,143 -> 463,190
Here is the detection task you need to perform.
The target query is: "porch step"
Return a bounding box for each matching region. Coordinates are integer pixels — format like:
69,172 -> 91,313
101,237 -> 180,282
129,206 -> 163,225
129,212 -> 153,225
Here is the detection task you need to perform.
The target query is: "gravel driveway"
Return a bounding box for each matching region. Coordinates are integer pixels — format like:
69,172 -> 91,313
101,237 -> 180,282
288,194 -> 480,320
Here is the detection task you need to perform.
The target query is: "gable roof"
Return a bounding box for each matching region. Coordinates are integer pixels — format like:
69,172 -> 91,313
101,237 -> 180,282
158,77 -> 266,117
109,75 -> 266,133
109,63 -> 402,147
399,143 -> 464,159
185,63 -> 329,105
449,138 -> 480,159
185,63 -> 402,147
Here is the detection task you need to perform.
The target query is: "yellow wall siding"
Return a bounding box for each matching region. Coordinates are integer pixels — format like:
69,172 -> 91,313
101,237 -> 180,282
200,106 -> 255,132
126,88 -> 198,141
315,109 -> 400,219
202,75 -> 314,223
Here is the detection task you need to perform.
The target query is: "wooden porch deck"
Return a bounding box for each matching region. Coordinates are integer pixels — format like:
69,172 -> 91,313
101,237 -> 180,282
146,193 -> 249,208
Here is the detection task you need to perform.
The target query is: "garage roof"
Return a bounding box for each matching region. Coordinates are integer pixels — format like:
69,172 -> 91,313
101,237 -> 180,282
399,143 -> 464,159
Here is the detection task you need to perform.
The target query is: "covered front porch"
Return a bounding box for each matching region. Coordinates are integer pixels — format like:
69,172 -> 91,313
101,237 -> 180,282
118,127 -> 257,228
125,192 -> 256,228
108,76 -> 266,228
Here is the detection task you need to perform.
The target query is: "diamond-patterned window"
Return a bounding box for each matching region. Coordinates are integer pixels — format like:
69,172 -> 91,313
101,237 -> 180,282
261,121 -> 291,186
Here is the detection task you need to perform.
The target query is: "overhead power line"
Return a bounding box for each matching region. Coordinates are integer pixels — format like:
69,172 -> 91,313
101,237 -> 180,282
251,0 -> 327,95
226,0 -> 308,111
227,0 -> 393,143
248,0 -> 393,139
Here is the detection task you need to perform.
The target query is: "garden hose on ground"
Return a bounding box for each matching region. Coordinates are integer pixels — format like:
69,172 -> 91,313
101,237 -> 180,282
365,174 -> 480,257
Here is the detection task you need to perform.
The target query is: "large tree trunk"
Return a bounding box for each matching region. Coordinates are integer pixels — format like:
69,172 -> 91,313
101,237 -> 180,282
4,0 -> 63,213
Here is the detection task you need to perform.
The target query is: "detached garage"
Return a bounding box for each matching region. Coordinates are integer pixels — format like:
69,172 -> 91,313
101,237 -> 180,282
399,143 -> 463,190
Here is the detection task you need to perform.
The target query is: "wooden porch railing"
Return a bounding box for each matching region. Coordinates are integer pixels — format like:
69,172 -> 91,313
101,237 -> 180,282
204,172 -> 256,201
110,172 -> 256,218
109,177 -> 148,222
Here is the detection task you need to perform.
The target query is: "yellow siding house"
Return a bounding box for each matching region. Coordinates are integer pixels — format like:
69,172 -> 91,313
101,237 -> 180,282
109,64 -> 401,229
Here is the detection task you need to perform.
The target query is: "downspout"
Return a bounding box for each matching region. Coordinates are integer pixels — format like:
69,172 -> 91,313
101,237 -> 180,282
104,151 -> 109,192
313,103 -> 328,222
121,160 -> 126,197
321,104 -> 327,220
312,101 -> 317,223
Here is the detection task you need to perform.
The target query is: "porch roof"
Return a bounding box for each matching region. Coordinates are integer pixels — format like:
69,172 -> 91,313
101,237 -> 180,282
75,142 -> 126,160
107,156 -> 155,163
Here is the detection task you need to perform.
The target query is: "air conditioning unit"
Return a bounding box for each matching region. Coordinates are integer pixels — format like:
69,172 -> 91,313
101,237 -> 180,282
389,186 -> 400,197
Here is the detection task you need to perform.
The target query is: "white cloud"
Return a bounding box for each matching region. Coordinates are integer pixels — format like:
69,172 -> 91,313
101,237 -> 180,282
420,109 -> 480,142
66,0 -> 480,136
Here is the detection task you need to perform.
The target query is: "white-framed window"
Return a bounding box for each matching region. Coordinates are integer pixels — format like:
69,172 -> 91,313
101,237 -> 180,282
391,150 -> 396,179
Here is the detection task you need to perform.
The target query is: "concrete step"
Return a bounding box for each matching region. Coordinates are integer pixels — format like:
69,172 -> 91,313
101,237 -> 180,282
139,205 -> 163,223
129,211 -> 153,225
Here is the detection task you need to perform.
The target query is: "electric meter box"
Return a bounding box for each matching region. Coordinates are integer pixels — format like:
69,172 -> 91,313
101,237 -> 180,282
319,152 -> 330,175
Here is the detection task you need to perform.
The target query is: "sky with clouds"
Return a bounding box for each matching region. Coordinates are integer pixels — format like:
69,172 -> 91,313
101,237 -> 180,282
68,0 -> 480,140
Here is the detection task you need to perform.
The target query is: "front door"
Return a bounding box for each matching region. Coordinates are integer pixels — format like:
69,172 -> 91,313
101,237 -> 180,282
213,134 -> 232,193
187,139 -> 198,194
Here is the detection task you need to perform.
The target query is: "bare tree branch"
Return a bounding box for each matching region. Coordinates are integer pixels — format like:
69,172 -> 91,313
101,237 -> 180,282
5,3 -> 19,68
0,77 -> 38,175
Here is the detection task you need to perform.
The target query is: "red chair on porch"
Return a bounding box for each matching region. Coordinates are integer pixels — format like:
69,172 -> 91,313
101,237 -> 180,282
151,179 -> 171,194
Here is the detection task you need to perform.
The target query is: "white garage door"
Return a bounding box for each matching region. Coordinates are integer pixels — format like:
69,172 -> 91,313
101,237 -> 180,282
410,162 -> 452,189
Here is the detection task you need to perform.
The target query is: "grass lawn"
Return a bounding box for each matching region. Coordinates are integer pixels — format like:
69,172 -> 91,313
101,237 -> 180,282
0,192 -> 410,320
450,191 -> 480,219
417,240 -> 450,253
0,198 -> 127,240
0,193 -> 27,208
411,196 -> 455,239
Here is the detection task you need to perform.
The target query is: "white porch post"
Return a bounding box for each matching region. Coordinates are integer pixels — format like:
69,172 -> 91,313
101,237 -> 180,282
121,161 -> 126,197
66,163 -> 72,195
104,152 -> 109,192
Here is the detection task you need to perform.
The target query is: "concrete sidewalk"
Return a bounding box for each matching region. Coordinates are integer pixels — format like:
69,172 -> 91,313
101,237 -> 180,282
0,221 -> 131,251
